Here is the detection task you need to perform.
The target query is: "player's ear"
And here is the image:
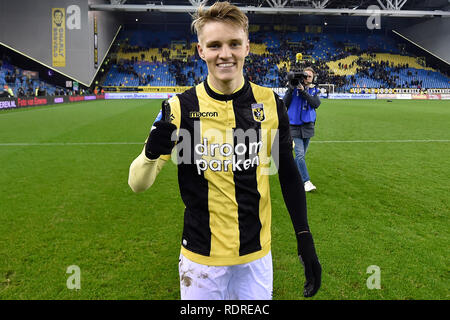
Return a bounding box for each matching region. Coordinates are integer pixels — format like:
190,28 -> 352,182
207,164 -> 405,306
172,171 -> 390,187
197,43 -> 205,61
245,38 -> 250,57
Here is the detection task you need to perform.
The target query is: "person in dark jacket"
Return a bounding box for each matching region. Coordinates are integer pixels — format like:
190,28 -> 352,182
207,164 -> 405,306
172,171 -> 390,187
283,67 -> 321,192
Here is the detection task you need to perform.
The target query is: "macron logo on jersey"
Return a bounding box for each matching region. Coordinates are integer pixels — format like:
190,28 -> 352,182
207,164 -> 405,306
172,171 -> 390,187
189,111 -> 219,119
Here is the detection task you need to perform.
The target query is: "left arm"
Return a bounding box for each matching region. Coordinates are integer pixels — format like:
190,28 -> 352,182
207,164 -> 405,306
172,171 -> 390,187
128,143 -> 168,193
273,93 -> 322,298
277,148 -> 309,233
273,92 -> 310,232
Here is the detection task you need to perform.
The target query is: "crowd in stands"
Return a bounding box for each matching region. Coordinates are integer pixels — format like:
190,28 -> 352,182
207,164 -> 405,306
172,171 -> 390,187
168,57 -> 202,86
114,30 -> 445,91
353,57 -> 402,88
0,55 -> 83,98
343,55 -> 431,89
2,25 -> 449,98
245,52 -> 282,87
6,26 -> 437,94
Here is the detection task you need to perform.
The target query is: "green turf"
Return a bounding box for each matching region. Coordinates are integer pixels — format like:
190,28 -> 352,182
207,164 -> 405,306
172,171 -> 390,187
0,99 -> 449,300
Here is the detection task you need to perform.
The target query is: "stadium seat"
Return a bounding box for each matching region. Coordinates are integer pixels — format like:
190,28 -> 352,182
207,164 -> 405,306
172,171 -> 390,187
100,28 -> 450,90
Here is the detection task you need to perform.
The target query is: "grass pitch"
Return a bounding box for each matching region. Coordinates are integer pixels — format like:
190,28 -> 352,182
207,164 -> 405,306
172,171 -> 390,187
0,98 -> 449,300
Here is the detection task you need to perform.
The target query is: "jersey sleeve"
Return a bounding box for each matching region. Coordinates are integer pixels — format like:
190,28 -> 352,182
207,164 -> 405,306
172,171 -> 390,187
128,143 -> 167,193
128,96 -> 181,192
274,92 -> 293,154
274,91 -> 310,234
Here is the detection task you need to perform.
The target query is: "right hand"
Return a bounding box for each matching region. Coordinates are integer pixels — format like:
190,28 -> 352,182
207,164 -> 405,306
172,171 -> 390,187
145,100 -> 177,159
145,121 -> 177,159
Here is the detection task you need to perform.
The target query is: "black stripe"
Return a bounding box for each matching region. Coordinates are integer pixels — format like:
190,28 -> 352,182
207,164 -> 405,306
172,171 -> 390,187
232,86 -> 262,256
177,88 -> 211,256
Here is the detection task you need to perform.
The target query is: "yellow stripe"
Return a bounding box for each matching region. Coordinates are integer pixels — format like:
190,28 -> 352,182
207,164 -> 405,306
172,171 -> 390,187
196,83 -> 240,259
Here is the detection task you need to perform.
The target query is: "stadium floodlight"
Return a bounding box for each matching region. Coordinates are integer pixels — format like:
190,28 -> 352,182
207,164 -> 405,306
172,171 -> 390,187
311,0 -> 331,9
266,0 -> 289,8
188,0 -> 208,7
377,0 -> 409,10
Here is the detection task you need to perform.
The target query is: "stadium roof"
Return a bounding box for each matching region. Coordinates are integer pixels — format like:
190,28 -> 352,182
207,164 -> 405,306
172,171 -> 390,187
91,0 -> 450,17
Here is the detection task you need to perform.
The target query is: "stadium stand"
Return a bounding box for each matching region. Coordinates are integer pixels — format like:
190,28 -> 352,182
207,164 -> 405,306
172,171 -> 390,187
100,26 -> 450,92
0,57 -> 72,97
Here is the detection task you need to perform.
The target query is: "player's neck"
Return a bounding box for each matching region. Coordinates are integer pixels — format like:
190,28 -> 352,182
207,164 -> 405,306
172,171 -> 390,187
207,76 -> 245,96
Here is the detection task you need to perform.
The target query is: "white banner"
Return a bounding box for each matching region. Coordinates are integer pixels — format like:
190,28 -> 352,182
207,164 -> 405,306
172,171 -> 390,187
104,92 -> 175,100
396,94 -> 412,100
377,94 -> 398,99
329,94 -> 376,99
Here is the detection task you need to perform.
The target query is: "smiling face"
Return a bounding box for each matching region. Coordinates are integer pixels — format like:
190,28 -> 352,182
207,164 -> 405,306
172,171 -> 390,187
197,21 -> 250,94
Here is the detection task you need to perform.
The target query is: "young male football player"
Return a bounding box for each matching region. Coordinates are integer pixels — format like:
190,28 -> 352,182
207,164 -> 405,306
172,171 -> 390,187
128,1 -> 321,300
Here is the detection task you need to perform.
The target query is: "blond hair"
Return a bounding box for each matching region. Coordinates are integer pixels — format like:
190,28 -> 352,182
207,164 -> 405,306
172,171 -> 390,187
191,1 -> 249,38
304,67 -> 315,76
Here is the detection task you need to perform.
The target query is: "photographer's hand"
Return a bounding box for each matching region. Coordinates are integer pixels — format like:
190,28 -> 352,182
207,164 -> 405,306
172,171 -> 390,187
297,84 -> 305,91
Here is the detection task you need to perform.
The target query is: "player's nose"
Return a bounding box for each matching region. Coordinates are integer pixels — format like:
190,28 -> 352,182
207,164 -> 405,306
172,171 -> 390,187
218,45 -> 232,59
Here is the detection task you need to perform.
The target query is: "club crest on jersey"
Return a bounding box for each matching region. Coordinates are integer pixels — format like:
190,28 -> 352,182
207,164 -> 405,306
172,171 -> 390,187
251,103 -> 265,122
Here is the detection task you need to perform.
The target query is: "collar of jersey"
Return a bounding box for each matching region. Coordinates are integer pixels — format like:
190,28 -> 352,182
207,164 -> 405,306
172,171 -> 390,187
204,76 -> 248,101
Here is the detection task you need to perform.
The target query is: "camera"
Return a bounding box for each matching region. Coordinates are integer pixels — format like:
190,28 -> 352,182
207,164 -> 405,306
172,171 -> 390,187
287,71 -> 309,87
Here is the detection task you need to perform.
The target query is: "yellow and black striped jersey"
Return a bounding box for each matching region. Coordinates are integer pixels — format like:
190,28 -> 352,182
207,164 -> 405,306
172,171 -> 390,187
161,78 -> 292,266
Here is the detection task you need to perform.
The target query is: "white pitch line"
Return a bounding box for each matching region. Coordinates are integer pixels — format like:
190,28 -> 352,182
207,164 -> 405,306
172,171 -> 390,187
311,139 -> 450,143
0,140 -> 449,146
0,142 -> 143,146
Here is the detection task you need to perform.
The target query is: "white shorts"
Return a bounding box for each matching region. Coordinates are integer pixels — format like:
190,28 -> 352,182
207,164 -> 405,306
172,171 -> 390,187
178,251 -> 273,300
